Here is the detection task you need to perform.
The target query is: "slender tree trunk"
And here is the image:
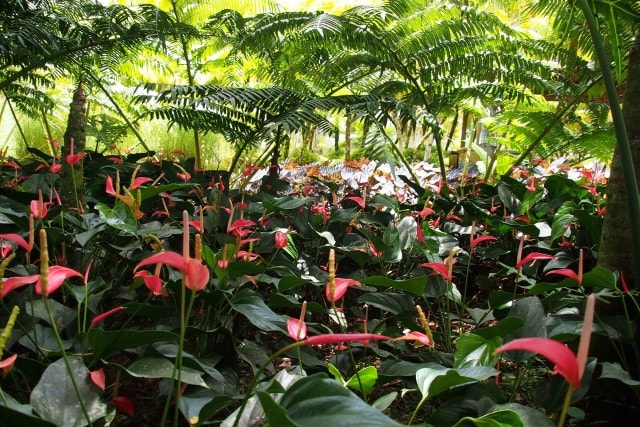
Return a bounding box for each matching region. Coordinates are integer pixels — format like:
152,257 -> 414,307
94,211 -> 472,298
598,30 -> 640,287
61,82 -> 86,209
345,114 -> 352,161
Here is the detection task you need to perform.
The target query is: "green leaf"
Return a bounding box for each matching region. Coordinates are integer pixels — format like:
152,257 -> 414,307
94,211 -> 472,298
474,317 -> 524,340
327,362 -> 346,384
490,403 -> 554,426
278,373 -> 404,426
0,405 -> 56,427
345,366 -> 378,399
360,276 -> 426,295
18,324 -> 72,354
95,202 -> 137,236
263,196 -> 316,212
372,391 -> 397,412
454,409 -> 524,427
87,328 -> 180,360
600,362 -> 640,387
581,266 -> 617,290
229,288 -> 287,333
26,299 -> 77,329
551,202 -> 576,242
124,357 -> 208,388
357,292 -> 415,315
256,392 -> 298,427
454,333 -> 501,368
178,392 -> 234,426
416,365 -> 499,400
30,357 -> 107,427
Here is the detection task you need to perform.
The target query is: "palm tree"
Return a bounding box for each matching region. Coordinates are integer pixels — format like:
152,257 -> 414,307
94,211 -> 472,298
532,0 -> 640,287
147,1 -> 560,179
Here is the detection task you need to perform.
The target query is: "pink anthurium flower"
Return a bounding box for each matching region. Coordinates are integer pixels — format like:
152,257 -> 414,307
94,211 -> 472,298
1,266 -> 83,297
495,294 -> 595,390
304,333 -> 390,346
547,249 -> 583,285
420,262 -> 452,282
0,354 -> 18,374
89,368 -> 106,391
392,331 -> 432,347
547,269 -> 580,284
0,233 -> 31,254
135,251 -> 209,292
30,190 -> 48,219
325,277 -> 361,302
287,301 -> 308,340
134,211 -> 210,292
90,306 -> 125,329
345,196 -> 365,209
130,177 -> 153,190
470,234 -> 497,249
287,317 -> 307,340
134,270 -> 164,295
515,252 -> 556,270
112,396 -> 134,416
274,230 -> 288,249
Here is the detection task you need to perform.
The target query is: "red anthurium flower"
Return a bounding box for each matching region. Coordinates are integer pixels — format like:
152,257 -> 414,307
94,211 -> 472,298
112,396 -> 134,416
305,333 -> 390,346
188,220 -> 202,233
620,272 -> 630,295
1,266 -> 83,297
0,233 -> 31,253
447,214 -> 462,222
217,259 -> 230,269
177,172 -> 191,181
0,354 -> 18,374
30,191 -> 48,219
516,252 -> 556,270
130,177 -> 153,190
228,219 -> 256,236
274,230 -> 288,249
50,162 -> 62,174
236,250 -> 261,262
345,196 -> 365,209
470,235 -> 497,249
134,270 -> 163,295
547,269 -> 580,284
105,175 -> 117,195
325,277 -> 361,302
495,337 -> 580,389
495,294 -> 595,390
89,368 -> 106,391
287,317 -> 307,340
66,152 -> 84,165
90,306 -> 125,329
135,252 -> 209,292
416,206 -> 435,219
420,262 -> 452,282
392,331 -> 432,347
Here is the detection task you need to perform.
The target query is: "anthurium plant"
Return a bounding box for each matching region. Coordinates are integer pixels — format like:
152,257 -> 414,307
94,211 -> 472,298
0,152 -> 637,426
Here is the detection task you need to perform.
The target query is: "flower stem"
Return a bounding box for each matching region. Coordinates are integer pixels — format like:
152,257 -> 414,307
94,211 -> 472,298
232,342 -> 303,427
557,385 -> 575,427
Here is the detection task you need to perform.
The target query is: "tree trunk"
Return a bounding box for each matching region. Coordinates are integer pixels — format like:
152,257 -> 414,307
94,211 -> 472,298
61,81 -> 86,210
345,114 -> 352,161
598,30 -> 640,288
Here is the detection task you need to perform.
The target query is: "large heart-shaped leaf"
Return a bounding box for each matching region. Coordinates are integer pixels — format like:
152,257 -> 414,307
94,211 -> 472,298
124,357 -> 208,388
229,288 -> 287,333
88,328 -> 180,360
277,373 -> 404,427
30,357 -> 106,427
416,365 -> 499,400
